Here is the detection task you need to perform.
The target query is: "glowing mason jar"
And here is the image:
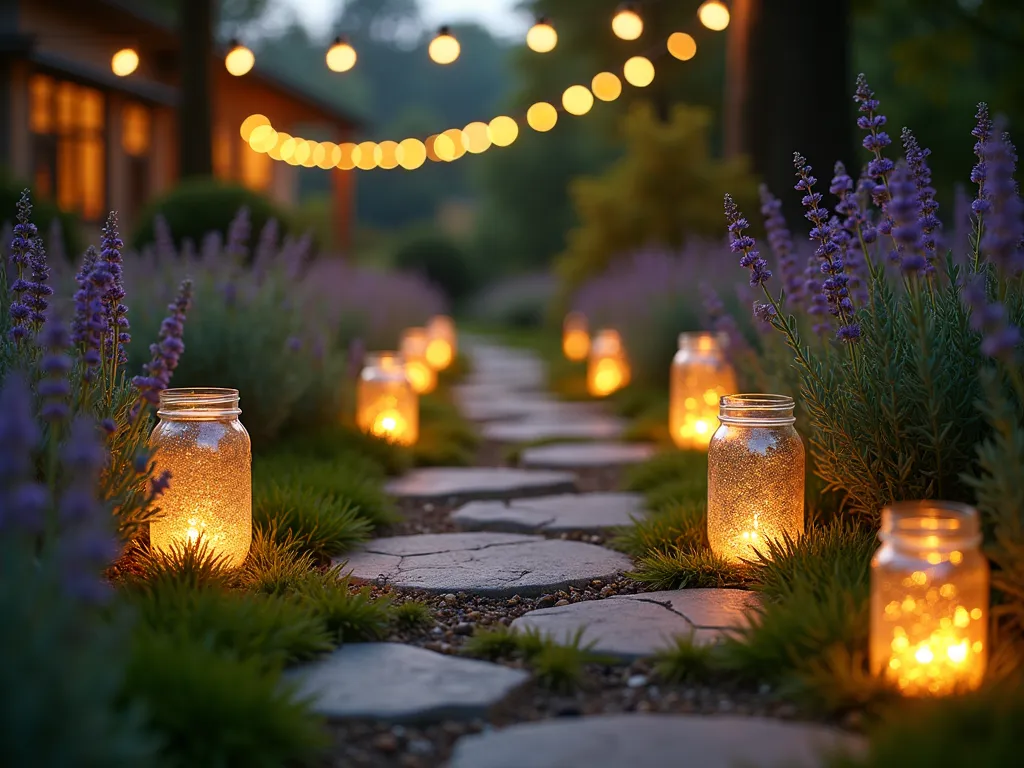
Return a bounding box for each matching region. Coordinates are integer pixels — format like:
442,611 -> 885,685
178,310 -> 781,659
400,327 -> 437,394
356,352 -> 419,446
426,315 -> 457,370
670,332 -> 737,450
870,501 -> 988,696
563,311 -> 590,362
587,329 -> 630,397
707,394 -> 804,562
149,388 -> 252,567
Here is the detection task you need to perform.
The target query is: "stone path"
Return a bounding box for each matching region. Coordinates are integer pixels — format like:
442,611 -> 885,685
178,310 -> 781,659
385,467 -> 577,503
448,714 -> 865,768
285,643 -> 529,723
481,415 -> 626,443
510,588 -> 761,660
520,441 -> 656,469
451,492 -> 645,534
339,532 -> 633,596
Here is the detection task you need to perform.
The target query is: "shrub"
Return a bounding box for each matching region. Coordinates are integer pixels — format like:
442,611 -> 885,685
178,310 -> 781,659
130,177 -> 291,252
392,228 -> 475,307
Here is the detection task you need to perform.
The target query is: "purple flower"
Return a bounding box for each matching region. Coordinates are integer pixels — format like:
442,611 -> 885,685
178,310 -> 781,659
71,247 -> 108,382
979,124 -> 1024,273
39,317 -> 72,423
154,214 -> 176,261
887,163 -> 927,274
965,278 -> 1021,362
99,212 -> 130,366
132,279 -> 193,406
286,335 -> 302,352
225,207 -> 251,262
759,185 -> 802,303
7,190 -> 38,341
901,128 -> 941,270
700,283 -> 749,348
150,470 -> 172,497
854,73 -> 896,238
253,218 -> 280,276
725,194 -> 772,288
0,374 -> 46,535
971,103 -> 993,217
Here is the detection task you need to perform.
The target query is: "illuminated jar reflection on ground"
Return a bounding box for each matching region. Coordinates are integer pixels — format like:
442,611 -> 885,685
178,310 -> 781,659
670,332 -> 737,450
870,501 -> 988,696
356,352 -> 419,446
707,394 -> 804,563
587,329 -> 630,397
149,388 -> 252,567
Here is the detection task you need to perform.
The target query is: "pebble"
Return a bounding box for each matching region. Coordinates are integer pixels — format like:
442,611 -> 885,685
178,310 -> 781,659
627,675 -> 648,688
444,594 -> 458,605
537,595 -> 557,608
372,733 -> 398,753
407,738 -> 435,756
554,599 -> 570,607
454,622 -> 474,636
507,595 -> 521,605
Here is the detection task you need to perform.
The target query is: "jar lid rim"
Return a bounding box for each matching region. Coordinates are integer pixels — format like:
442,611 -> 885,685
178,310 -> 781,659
720,393 -> 794,408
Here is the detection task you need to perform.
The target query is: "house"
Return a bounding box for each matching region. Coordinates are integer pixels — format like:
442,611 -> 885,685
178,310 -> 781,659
0,0 -> 359,248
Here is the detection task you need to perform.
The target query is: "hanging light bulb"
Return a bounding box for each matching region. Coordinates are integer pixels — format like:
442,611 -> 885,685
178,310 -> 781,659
698,0 -> 731,31
111,48 -> 139,77
526,17 -> 558,53
611,4 -> 643,41
326,36 -> 357,72
225,40 -> 255,76
429,26 -> 461,65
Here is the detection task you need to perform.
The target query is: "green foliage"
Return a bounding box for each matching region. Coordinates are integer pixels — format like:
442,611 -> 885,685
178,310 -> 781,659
463,626 -> 605,692
632,546 -> 746,590
133,539 -> 235,592
652,633 -> 717,684
295,574 -> 392,644
253,482 -> 373,559
412,391 -> 480,467
238,526 -> 322,596
610,500 -> 704,558
392,600 -> 434,630
125,628 -> 326,768
270,424 -> 411,477
130,178 -> 291,252
624,450 -> 709,496
392,228 -> 475,306
463,626 -> 523,660
0,172 -> 82,259
556,103 -> 758,297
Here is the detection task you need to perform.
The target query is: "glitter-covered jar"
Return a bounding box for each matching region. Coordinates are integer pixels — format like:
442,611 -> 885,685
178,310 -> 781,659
707,394 -> 804,562
587,329 -> 630,397
356,352 -> 419,446
149,388 -> 252,567
670,332 -> 737,450
870,501 -> 988,696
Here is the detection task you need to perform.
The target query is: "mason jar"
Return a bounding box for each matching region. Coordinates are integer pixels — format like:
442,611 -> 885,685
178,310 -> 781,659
400,327 -> 437,395
587,328 -> 630,397
426,315 -> 457,370
707,394 -> 804,563
357,352 -> 419,446
562,311 -> 590,362
870,500 -> 988,696
149,388 -> 252,567
670,332 -> 737,450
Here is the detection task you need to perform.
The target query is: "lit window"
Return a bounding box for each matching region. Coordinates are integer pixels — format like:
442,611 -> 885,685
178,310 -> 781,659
122,102 -> 151,156
29,74 -> 53,133
240,145 -> 271,191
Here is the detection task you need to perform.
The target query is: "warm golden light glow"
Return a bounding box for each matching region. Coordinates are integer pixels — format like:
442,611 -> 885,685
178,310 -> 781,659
587,329 -> 630,397
247,124 -> 278,153
668,32 -> 698,61
488,115 -> 519,147
149,389 -> 252,567
398,138 -> 427,169
308,142 -> 326,168
562,311 -> 590,362
239,114 -> 269,142
526,18 -> 558,53
562,85 -> 595,116
278,136 -> 297,163
356,141 -> 378,170
425,135 -> 442,162
318,141 -> 341,169
293,139 -> 312,166
698,0 -> 731,31
401,328 -> 438,394
670,332 -> 737,451
707,395 -> 805,563
623,56 -> 655,87
527,102 -> 558,132
871,502 -> 988,696
326,36 -> 357,72
463,121 -> 492,153
591,72 -> 623,102
611,7 -> 644,40
429,27 -> 461,64
225,42 -> 255,77
426,315 -> 457,370
378,140 -> 400,169
338,142 -> 359,170
111,48 -> 139,77
434,133 -> 456,162
442,128 -> 467,160
357,353 -> 418,446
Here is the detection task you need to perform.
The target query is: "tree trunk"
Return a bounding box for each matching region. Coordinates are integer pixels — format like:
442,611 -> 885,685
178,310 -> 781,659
178,0 -> 214,178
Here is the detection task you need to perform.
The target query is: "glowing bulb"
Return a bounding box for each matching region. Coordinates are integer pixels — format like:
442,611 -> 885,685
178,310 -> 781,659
611,6 -> 643,40
326,36 -> 357,72
225,41 -> 255,77
698,0 -> 731,31
247,124 -> 277,153
398,138 -> 427,170
268,131 -> 292,161
463,121 -> 491,153
429,26 -> 461,65
378,140 -> 400,169
292,140 -> 312,166
111,48 -> 139,77
591,72 -> 622,102
356,141 -> 378,170
239,114 -> 269,142
426,339 -> 454,369
442,128 -> 467,160
623,56 -> 655,87
527,102 -> 558,132
372,409 -> 407,439
562,85 -> 595,116
488,116 -> 519,147
526,18 -> 558,53
433,133 -> 456,162
668,32 -> 698,61
279,137 -> 297,163
318,141 -> 340,169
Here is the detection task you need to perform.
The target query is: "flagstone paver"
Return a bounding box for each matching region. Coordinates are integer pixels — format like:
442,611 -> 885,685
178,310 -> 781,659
338,532 -> 633,596
510,589 -> 761,660
285,643 -> 529,723
481,415 -> 626,443
385,467 -> 577,503
447,714 -> 865,768
520,441 -> 657,469
450,492 -> 645,534
459,396 -> 606,423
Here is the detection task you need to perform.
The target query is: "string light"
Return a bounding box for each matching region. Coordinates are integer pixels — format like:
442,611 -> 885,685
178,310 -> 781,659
338,142 -> 359,170
378,140 -> 400,169
698,1 -> 731,31
429,26 -> 461,65
463,121 -> 492,153
279,137 -> 297,163
425,135 -> 442,162
292,139 -> 312,166
667,32 -> 698,61
611,4 -> 643,41
247,124 -> 277,153
591,72 -> 623,101
398,138 -> 427,169
111,48 -> 139,77
268,132 -> 292,161
356,141 -> 378,170
488,116 -> 519,147
442,128 -> 467,160
326,36 -> 357,72
527,101 -> 558,132
526,17 -> 558,53
623,55 -> 655,87
225,40 -> 255,76
562,85 -> 595,116
239,114 -> 269,141
319,141 -> 341,169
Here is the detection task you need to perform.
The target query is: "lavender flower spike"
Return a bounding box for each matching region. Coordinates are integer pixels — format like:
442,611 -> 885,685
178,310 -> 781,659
39,317 -> 72,424
132,279 -> 193,407
965,278 -> 1021,362
71,247 -> 109,382
887,163 -> 927,275
0,374 -> 47,535
901,127 -> 941,270
724,194 -> 774,323
759,185 -> 802,303
979,123 -> 1024,274
7,190 -> 38,342
99,212 -> 130,366
970,103 -> 993,218
853,74 -> 895,214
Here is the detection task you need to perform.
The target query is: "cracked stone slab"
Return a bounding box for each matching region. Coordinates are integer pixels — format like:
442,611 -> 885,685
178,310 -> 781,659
448,714 -> 865,768
482,416 -> 626,443
338,532 -> 633,596
510,589 -> 761,660
385,467 -> 577,503
451,492 -> 646,534
284,642 -> 529,723
520,441 -> 657,469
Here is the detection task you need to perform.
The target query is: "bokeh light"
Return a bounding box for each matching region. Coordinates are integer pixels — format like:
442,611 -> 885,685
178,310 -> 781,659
429,27 -> 461,64
239,114 -> 269,142
378,140 -> 400,169
698,0 -> 731,31
668,32 -> 698,61
398,138 -> 427,169
562,84 -> 595,116
611,7 -> 643,41
434,133 -> 456,162
591,72 -> 622,102
488,115 -> 519,147
247,124 -> 277,153
526,18 -> 558,53
356,141 -> 378,170
279,137 -> 297,163
326,37 -> 357,72
623,56 -> 655,87
527,102 -> 558,132
425,135 -> 442,162
225,42 -> 255,76
268,131 -> 292,161
463,121 -> 491,153
309,142 -> 327,168
338,142 -> 359,170
318,141 -> 340,169
293,140 -> 312,166
111,48 -> 139,77
442,128 -> 467,160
